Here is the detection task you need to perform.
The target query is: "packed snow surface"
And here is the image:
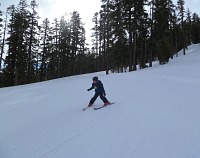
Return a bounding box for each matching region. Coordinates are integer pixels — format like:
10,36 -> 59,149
1,44 -> 200,158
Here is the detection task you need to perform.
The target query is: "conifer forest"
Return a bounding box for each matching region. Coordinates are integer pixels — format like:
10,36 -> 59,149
0,0 -> 200,87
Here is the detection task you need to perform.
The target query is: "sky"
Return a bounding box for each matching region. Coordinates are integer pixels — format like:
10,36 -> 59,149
0,0 -> 101,45
1,0 -> 200,45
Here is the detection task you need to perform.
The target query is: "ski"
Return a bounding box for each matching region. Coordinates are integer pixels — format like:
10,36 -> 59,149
94,102 -> 115,110
83,102 -> 115,111
82,107 -> 89,111
94,106 -> 105,110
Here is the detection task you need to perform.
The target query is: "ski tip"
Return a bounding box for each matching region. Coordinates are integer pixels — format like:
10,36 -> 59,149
110,102 -> 115,105
82,107 -> 89,111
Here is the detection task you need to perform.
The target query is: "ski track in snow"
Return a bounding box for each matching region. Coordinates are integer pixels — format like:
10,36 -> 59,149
0,44 -> 200,158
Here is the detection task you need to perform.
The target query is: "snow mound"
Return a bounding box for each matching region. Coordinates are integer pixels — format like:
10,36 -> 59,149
0,44 -> 200,158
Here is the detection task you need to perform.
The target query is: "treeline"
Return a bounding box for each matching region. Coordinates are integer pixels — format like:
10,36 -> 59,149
0,0 -> 200,87
91,0 -> 200,73
0,0 -> 94,87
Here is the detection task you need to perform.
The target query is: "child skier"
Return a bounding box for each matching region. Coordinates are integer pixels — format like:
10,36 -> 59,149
83,76 -> 110,111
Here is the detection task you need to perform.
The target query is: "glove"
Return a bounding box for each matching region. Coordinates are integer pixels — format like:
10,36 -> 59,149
87,89 -> 90,91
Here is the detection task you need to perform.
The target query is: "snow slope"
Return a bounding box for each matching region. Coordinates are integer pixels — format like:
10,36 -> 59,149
1,44 -> 200,158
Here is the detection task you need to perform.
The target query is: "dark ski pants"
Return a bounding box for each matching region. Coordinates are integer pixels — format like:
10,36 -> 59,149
89,93 -> 108,105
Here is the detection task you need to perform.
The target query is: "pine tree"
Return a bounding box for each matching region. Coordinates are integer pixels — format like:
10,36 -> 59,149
191,13 -> 200,44
94,0 -> 150,72
177,0 -> 186,55
27,0 -> 40,83
185,8 -> 192,46
134,0 -> 149,69
59,16 -> 71,77
0,6 -> 3,69
39,18 -> 52,81
148,0 -> 157,67
100,0 -> 113,74
70,11 -> 85,75
48,18 -> 60,79
5,0 -> 31,86
14,0 -> 30,85
4,5 -> 16,86
169,5 -> 179,57
91,12 -> 100,70
99,10 -> 107,71
167,0 -> 176,59
109,0 -> 128,72
153,0 -> 172,64
121,0 -> 149,70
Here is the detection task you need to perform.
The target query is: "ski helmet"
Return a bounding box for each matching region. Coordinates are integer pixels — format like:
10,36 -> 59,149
92,76 -> 98,81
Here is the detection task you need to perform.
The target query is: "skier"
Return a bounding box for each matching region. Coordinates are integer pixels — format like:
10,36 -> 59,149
83,76 -> 110,110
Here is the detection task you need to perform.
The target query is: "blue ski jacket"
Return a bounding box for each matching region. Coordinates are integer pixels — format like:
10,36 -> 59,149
88,80 -> 105,94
